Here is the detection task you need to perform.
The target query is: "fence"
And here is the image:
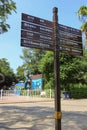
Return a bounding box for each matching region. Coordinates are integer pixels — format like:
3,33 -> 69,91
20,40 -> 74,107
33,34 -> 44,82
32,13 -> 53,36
0,89 -> 55,101
0,89 -> 87,100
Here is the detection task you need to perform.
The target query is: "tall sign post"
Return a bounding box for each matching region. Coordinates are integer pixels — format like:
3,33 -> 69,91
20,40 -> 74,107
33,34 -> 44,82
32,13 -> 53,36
21,7 -> 83,130
53,7 -> 62,130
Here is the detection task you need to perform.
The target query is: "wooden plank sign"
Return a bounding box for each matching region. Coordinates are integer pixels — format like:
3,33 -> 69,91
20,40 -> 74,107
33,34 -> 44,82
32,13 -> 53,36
21,13 -> 83,56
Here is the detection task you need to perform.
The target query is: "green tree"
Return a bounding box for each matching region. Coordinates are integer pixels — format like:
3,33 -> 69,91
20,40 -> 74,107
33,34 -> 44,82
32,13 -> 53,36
20,48 -> 46,74
39,51 -> 87,90
16,65 -> 25,82
0,58 -> 16,89
59,53 -> 84,85
77,49 -> 87,84
39,51 -> 54,89
77,6 -> 87,44
0,0 -> 16,33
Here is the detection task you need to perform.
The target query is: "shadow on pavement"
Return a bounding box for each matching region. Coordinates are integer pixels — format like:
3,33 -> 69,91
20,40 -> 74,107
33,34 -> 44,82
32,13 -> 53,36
0,103 -> 87,130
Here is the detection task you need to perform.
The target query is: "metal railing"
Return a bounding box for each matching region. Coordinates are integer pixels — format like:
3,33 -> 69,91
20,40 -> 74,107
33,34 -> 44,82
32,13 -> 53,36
0,89 -> 55,100
1,89 -> 77,101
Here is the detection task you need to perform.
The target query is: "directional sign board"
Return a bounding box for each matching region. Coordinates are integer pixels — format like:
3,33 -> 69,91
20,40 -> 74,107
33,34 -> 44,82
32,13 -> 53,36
59,24 -> 83,56
21,13 -> 83,56
21,13 -> 53,50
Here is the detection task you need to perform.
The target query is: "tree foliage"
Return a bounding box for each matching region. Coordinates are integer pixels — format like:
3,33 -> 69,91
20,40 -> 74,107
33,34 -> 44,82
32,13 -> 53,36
0,58 -> 16,89
78,6 -> 87,22
20,48 -> 46,74
39,51 -> 87,89
39,51 -> 54,89
16,65 -> 25,82
0,0 -> 16,33
18,47 -> 87,90
77,6 -> 87,44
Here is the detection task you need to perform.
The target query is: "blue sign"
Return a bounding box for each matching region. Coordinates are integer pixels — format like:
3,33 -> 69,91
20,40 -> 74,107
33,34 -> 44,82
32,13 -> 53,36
31,78 -> 42,90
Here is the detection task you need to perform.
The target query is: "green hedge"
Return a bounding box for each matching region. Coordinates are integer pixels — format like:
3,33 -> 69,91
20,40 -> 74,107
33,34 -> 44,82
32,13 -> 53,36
67,84 -> 87,99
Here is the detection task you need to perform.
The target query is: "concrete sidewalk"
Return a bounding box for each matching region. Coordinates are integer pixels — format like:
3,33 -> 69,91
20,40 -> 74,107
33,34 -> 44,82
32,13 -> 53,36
0,99 -> 87,130
0,95 -> 54,104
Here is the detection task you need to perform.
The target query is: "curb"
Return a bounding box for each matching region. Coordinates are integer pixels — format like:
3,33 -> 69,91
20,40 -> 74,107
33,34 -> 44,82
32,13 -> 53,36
0,99 -> 54,104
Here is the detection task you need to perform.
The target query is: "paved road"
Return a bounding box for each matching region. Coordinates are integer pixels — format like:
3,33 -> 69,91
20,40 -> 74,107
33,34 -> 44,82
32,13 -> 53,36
0,99 -> 87,130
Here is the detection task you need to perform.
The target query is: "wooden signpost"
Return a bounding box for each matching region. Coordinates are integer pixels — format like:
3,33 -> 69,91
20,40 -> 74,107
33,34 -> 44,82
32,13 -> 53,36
21,9 -> 82,56
21,7 -> 83,130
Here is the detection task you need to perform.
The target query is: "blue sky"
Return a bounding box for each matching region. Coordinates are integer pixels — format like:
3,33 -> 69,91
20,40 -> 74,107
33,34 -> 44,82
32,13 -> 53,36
0,0 -> 86,73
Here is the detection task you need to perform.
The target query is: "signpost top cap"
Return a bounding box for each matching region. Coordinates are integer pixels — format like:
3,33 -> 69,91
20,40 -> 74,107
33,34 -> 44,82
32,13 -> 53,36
53,7 -> 58,13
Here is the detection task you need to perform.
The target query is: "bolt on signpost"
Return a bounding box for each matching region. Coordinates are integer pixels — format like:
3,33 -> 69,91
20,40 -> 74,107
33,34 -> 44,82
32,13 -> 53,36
21,7 -> 83,130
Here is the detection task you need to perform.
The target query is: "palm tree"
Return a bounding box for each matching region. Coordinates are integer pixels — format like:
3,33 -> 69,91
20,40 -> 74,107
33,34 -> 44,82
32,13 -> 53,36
77,6 -> 87,45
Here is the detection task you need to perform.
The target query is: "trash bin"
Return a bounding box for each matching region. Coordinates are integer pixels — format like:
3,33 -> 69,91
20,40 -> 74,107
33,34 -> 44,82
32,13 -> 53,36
65,91 -> 70,99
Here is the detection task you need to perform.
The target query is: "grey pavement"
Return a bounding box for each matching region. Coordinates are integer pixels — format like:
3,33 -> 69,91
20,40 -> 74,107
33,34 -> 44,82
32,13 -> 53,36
0,99 -> 87,130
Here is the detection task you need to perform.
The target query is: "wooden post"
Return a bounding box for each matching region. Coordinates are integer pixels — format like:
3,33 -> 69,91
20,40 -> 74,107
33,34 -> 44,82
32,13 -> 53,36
53,7 -> 62,130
